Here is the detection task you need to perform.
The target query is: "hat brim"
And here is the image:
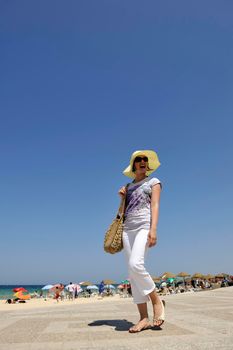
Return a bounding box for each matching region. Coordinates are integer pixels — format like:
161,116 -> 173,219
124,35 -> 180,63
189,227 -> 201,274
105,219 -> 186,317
123,150 -> 160,178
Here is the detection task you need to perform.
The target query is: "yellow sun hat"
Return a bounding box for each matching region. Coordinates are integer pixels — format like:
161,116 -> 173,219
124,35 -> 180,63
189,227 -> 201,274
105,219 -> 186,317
123,150 -> 161,178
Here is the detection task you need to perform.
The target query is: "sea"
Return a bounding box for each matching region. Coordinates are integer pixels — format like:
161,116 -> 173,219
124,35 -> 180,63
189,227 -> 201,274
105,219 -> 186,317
0,285 -> 44,300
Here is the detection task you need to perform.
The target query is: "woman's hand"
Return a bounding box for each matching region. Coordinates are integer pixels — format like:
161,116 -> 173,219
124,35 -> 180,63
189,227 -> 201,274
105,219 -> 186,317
118,186 -> 127,198
147,229 -> 157,247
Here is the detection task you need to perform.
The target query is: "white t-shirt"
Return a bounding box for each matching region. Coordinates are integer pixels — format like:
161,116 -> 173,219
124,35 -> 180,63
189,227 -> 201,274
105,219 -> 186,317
124,177 -> 161,232
67,284 -> 75,293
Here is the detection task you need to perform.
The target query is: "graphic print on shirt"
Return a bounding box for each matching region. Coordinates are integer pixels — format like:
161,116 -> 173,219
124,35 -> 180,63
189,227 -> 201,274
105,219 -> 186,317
125,178 -> 160,217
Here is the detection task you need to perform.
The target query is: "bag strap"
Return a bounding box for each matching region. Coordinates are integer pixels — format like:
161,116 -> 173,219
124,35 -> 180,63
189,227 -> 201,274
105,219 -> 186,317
117,183 -> 130,219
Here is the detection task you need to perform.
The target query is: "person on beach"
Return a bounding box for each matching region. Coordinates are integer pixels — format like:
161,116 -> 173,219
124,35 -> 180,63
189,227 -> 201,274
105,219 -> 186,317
5,298 -> 26,304
99,281 -> 105,296
53,283 -> 64,302
119,150 -> 165,333
67,282 -> 75,300
54,287 -> 61,302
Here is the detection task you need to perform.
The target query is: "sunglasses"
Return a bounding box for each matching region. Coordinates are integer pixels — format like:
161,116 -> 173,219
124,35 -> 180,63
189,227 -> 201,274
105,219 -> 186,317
134,156 -> 148,163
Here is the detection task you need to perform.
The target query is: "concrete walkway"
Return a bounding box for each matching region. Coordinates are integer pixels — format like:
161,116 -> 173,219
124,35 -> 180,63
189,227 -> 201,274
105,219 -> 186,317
0,287 -> 232,350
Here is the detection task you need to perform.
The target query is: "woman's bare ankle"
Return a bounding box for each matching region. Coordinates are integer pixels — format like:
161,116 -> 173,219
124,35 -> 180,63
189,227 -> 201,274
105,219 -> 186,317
140,315 -> 149,320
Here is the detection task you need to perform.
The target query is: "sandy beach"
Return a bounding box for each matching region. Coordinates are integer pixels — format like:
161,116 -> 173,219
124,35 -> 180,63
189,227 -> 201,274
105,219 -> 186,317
0,293 -> 123,311
0,287 -> 232,350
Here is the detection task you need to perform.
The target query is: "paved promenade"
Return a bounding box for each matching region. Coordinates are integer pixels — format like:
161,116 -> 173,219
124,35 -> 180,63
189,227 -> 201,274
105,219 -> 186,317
0,287 -> 232,350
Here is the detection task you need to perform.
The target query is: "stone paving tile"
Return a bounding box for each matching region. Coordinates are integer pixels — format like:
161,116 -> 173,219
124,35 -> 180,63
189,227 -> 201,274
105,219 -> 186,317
0,288 -> 232,350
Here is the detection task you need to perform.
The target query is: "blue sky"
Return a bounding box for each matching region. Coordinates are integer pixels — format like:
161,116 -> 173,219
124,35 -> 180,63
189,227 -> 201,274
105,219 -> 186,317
1,1 -> 233,284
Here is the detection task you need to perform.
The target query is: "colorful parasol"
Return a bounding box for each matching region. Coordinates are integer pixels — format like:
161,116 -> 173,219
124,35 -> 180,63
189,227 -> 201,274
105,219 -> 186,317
14,291 -> 31,300
13,287 -> 28,293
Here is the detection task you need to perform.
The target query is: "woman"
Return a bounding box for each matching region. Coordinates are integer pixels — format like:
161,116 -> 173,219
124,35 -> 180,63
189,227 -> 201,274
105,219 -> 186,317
119,150 -> 165,333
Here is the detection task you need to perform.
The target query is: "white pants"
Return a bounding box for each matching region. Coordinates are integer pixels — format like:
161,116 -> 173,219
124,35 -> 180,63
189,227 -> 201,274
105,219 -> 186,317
123,228 -> 155,304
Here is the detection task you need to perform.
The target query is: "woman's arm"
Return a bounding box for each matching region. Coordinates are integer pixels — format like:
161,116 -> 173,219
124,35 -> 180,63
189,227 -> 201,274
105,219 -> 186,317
148,184 -> 161,247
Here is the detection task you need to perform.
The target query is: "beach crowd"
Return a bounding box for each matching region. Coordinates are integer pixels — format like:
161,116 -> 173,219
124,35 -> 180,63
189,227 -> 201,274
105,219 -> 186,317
4,273 -> 232,304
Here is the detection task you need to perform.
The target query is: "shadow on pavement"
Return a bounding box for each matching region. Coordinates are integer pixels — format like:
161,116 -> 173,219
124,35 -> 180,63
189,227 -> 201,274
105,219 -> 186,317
88,319 -> 134,331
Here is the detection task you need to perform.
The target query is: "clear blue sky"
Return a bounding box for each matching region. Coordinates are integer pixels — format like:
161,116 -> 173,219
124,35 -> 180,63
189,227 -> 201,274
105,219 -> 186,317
1,1 -> 232,284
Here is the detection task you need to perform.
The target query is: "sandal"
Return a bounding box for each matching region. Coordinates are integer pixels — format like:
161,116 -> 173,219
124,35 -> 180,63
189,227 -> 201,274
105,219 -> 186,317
153,299 -> 165,327
129,318 -> 151,333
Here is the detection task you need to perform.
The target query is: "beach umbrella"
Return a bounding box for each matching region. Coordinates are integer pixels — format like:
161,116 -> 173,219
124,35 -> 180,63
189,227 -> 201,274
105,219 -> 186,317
13,287 -> 28,293
161,272 -> 176,279
103,279 -> 115,285
152,276 -> 160,282
79,281 -> 92,286
192,273 -> 203,279
14,291 -> 31,300
121,279 -> 130,284
117,284 -> 124,289
104,284 -> 115,289
222,273 -> 230,277
215,273 -> 224,278
177,272 -> 190,278
161,272 -> 176,289
204,274 -> 214,280
41,284 -> 54,290
86,285 -> 99,290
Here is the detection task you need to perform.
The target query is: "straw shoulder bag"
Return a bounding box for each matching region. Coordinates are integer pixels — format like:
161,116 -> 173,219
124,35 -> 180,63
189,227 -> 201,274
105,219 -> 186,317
104,186 -> 128,254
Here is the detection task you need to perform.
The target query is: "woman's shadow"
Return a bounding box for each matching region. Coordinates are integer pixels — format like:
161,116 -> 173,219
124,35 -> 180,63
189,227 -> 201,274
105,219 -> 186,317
88,319 -> 134,331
